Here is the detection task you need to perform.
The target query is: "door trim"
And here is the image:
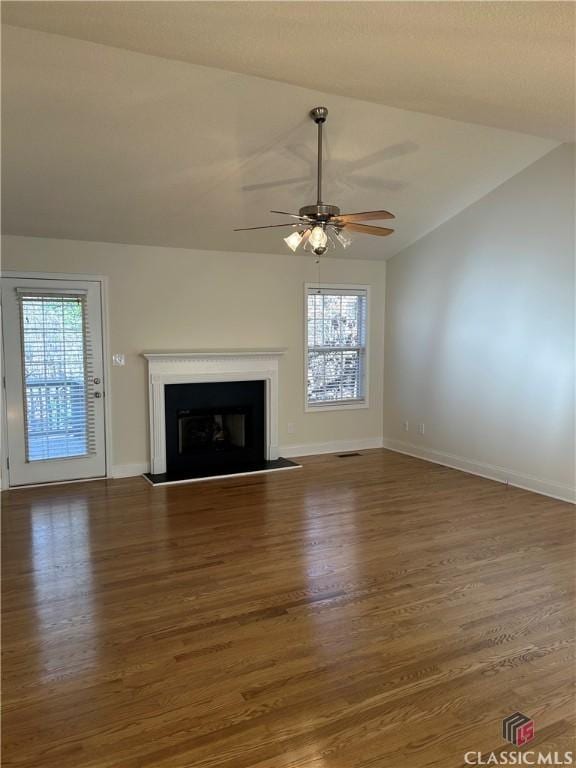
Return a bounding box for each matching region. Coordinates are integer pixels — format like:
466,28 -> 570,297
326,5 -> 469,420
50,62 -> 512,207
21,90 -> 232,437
1,271 -> 112,488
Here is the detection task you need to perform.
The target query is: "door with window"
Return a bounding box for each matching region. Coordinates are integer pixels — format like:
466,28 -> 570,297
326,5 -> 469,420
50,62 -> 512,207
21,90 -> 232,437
2,277 -> 106,486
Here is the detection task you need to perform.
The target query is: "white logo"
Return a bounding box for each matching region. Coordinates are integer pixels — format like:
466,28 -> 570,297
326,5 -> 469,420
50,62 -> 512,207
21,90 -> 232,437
464,752 -> 574,766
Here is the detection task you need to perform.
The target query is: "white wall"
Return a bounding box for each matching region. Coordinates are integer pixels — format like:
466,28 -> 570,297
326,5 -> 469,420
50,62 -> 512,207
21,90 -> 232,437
1,236 -> 387,475
383,144 -> 575,501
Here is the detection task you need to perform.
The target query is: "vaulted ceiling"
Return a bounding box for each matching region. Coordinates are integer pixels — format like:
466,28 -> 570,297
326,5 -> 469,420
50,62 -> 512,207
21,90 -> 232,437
1,2 -> 570,260
3,1 -> 573,141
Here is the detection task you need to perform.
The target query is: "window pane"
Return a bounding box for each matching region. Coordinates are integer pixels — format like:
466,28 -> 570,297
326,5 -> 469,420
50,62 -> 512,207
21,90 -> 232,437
307,293 -> 363,348
20,296 -> 89,461
307,350 -> 362,402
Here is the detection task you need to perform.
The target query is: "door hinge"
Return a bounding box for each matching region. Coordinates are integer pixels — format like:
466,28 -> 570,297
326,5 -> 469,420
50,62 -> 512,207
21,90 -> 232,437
6,456 -> 9,470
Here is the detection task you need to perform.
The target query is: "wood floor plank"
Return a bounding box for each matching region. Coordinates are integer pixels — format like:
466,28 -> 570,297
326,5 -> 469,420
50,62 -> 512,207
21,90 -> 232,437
2,449 -> 574,767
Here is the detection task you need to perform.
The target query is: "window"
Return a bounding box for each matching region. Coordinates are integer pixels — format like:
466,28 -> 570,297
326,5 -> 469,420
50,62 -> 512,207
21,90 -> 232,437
17,290 -> 96,461
306,284 -> 368,409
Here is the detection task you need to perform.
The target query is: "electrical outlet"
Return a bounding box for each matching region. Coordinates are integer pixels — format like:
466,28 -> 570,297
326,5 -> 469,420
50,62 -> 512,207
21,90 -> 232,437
403,421 -> 409,432
417,423 -> 425,435
112,353 -> 125,367
287,422 -> 296,435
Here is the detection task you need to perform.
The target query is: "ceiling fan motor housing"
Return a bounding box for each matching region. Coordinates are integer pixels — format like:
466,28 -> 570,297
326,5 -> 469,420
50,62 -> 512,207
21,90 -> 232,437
299,203 -> 340,221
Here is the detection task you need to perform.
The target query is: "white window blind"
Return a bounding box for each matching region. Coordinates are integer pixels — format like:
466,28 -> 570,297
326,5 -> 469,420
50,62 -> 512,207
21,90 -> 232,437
306,286 -> 368,406
16,290 -> 96,462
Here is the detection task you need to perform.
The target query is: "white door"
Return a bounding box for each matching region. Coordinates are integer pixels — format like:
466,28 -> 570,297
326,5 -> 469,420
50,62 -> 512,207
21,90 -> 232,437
2,277 -> 107,486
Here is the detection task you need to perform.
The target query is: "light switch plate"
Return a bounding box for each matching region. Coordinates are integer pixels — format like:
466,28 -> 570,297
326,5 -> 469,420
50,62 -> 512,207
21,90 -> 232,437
112,353 -> 125,367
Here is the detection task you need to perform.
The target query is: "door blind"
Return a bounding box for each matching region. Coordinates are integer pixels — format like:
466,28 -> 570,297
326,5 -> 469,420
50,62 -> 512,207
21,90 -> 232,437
306,286 -> 368,405
16,290 -> 97,462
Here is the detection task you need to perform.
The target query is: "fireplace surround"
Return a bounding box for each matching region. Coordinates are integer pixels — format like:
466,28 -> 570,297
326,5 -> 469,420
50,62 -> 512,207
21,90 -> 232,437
143,350 -> 297,484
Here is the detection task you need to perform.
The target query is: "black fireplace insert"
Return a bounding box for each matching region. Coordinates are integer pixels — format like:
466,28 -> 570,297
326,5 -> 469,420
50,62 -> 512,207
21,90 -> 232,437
164,380 -> 266,474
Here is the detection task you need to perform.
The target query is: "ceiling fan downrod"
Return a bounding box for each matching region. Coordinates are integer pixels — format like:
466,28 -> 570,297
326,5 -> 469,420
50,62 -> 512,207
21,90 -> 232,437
298,107 -> 341,224
312,106 -> 327,205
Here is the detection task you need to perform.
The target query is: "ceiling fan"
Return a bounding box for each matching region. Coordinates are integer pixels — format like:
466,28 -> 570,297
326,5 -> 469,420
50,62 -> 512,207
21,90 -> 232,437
234,106 -> 395,255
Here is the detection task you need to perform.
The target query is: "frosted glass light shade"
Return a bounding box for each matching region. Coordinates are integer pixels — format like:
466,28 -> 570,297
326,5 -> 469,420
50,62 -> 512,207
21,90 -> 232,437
284,231 -> 304,252
309,226 -> 328,250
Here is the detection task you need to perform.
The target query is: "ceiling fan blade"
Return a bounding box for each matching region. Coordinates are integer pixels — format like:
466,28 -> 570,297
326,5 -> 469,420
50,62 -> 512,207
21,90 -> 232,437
341,222 -> 394,237
233,223 -> 299,231
335,210 -> 395,223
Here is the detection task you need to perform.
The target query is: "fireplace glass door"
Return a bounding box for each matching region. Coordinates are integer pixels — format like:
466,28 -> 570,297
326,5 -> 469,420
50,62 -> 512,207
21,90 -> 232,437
178,410 -> 246,454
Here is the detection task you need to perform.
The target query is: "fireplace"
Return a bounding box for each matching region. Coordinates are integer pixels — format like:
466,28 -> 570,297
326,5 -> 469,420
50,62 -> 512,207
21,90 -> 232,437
143,350 -> 299,485
164,380 -> 265,474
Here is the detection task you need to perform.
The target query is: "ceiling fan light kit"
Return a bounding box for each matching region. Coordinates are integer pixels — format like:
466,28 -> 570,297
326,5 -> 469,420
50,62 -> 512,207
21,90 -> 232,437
235,107 -> 396,255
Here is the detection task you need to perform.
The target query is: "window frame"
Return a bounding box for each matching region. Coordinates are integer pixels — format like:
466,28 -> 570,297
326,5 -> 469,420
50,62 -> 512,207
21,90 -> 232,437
304,283 -> 370,412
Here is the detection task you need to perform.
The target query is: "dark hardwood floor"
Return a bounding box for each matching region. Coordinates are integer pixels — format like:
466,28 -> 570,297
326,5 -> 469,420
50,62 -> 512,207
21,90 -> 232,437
2,449 -> 575,767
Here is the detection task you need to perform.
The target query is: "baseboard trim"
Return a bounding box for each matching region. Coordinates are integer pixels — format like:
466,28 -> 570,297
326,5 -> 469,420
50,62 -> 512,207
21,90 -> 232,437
109,441 -> 385,479
281,436 -> 384,458
110,463 -> 150,479
382,438 -> 575,504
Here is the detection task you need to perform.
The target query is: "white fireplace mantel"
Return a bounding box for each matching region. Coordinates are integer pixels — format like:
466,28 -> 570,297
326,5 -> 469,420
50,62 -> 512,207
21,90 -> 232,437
143,349 -> 286,475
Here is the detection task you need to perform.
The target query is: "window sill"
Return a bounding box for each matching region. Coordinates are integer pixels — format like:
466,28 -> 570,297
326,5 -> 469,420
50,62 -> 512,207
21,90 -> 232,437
305,400 -> 369,413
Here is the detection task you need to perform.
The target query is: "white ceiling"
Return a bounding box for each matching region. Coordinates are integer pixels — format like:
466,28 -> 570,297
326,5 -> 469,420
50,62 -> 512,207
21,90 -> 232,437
3,1 -> 574,141
1,23 -> 560,259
